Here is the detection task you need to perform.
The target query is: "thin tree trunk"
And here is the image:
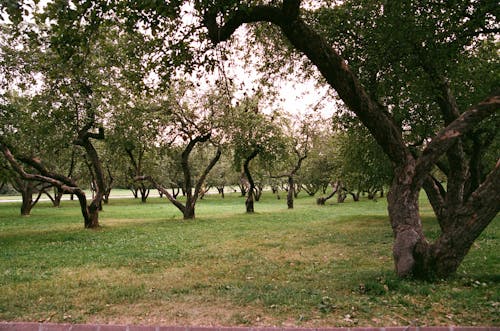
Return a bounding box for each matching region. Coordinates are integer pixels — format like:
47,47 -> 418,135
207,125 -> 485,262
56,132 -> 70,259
287,176 -> 294,209
53,187 -> 64,207
243,149 -> 259,213
140,186 -> 150,203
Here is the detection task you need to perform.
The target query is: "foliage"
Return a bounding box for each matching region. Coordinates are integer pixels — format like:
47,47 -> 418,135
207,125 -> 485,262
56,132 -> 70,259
312,0 -> 499,146
331,119 -> 393,197
230,94 -> 288,173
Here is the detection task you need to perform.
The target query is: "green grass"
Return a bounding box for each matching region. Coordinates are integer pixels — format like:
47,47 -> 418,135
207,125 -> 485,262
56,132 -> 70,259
0,192 -> 498,327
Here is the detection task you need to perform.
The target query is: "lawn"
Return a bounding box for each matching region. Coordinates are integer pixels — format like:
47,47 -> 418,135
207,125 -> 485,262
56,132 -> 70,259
0,192 -> 498,327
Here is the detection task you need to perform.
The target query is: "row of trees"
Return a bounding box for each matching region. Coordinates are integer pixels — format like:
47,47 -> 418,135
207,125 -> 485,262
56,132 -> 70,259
1,0 -> 498,280
0,74 -> 391,218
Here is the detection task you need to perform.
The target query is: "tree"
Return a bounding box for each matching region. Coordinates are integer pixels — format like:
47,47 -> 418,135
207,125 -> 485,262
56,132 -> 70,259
230,94 -> 288,213
108,100 -> 165,203
137,82 -> 225,220
3,0 -> 498,278
205,149 -> 235,198
196,0 -> 499,278
1,11 -> 151,227
270,114 -> 319,208
299,135 -> 336,198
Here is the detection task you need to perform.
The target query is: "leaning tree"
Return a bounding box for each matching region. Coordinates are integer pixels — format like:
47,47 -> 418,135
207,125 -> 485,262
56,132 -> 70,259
114,0 -> 499,278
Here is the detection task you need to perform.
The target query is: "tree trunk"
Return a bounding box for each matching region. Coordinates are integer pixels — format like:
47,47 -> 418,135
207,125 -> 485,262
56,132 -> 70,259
316,181 -> 340,205
387,179 -> 427,277
294,184 -> 300,198
246,189 -> 255,213
20,187 -> 34,216
255,184 -> 263,201
85,208 -> 100,228
183,200 -> 196,220
337,182 -> 347,203
140,186 -> 149,203
15,180 -> 45,216
238,183 -> 248,196
302,183 -> 319,196
243,149 -> 259,213
350,191 -> 360,201
74,125 -> 106,227
53,187 -> 64,207
78,190 -> 100,229
287,176 -> 294,209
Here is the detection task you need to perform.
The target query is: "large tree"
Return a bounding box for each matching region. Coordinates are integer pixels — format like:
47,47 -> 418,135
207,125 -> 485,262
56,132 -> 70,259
82,0 -> 500,278
197,0 -> 499,279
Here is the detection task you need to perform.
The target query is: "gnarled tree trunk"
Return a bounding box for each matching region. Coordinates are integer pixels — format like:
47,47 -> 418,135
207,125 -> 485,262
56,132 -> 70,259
73,124 -> 106,228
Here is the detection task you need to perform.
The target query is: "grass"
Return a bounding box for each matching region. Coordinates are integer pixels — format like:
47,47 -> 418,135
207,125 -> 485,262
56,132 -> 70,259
0,192 -> 498,327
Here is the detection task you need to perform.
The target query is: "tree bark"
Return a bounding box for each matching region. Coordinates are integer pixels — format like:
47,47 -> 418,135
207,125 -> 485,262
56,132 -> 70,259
287,176 -> 294,209
217,186 -> 225,198
140,186 -> 150,203
20,184 -> 34,216
53,187 -> 64,207
317,181 -> 340,205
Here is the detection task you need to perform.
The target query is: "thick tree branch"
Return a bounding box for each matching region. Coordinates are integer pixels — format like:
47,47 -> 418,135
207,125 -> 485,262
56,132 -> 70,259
125,147 -> 140,174
414,91 -> 500,186
282,0 -> 301,20
204,5 -> 285,43
193,147 -> 222,201
464,158 -> 500,230
135,175 -> 186,213
17,155 -> 78,187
